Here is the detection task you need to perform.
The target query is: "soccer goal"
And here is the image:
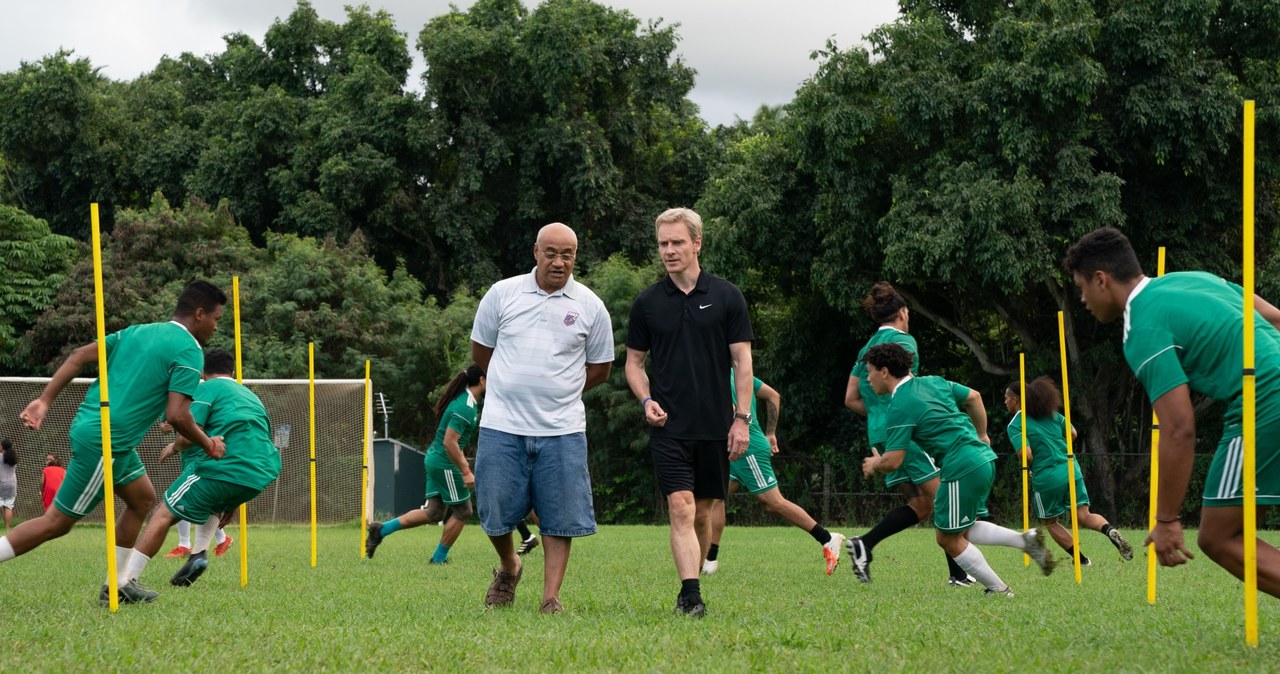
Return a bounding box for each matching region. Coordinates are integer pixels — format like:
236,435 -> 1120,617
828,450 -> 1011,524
0,377 -> 367,525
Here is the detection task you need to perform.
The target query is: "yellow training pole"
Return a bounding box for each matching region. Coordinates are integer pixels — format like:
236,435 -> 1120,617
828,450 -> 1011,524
1148,246 -> 1166,605
1019,354 -> 1030,567
1242,99 -> 1259,647
1058,312 -> 1082,584
90,203 -> 121,612
361,360 -> 371,558
233,277 -> 249,587
309,342 -> 318,568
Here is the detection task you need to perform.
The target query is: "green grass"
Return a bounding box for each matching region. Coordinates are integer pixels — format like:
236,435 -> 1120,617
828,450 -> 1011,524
3,523 -> 1279,672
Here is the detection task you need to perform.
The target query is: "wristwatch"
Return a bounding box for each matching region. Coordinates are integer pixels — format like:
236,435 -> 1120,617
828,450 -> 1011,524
733,412 -> 752,424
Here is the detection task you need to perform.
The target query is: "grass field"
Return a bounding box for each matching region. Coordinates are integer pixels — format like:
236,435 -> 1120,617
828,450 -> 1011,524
3,523 -> 1279,672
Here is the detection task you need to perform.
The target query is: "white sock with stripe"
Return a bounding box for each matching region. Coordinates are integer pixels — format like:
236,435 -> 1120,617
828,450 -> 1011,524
953,542 -> 1006,591
966,521 -> 1027,550
0,537 -> 14,562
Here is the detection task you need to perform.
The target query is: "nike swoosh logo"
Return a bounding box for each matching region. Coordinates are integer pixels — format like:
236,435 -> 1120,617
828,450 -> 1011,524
699,304 -> 712,309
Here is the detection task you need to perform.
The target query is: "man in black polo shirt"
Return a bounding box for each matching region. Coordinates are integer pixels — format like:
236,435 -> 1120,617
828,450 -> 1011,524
625,207 -> 759,618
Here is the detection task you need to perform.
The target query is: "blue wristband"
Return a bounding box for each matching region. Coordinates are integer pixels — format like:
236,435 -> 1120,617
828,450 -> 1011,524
641,397 -> 653,407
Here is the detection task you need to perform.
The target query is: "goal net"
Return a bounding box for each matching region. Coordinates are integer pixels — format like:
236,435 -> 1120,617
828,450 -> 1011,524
0,377 -> 368,525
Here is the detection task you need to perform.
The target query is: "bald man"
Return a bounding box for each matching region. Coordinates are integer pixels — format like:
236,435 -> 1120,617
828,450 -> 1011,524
470,223 -> 615,614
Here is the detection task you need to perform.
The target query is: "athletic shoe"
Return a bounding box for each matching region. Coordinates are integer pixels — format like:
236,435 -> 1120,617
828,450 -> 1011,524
540,597 -> 564,614
164,545 -> 191,559
99,579 -> 160,606
1108,528 -> 1134,561
365,522 -> 384,559
428,558 -> 449,565
1023,529 -> 1055,576
845,536 -> 872,583
171,553 -> 210,587
701,559 -> 719,575
674,593 -> 706,618
947,575 -> 977,587
214,535 -> 234,557
485,566 -> 522,607
517,535 -> 540,556
823,533 -> 846,575
984,585 -> 1015,598
1078,554 -> 1092,567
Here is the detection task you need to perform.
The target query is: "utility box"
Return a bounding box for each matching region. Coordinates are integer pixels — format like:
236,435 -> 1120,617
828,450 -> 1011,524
371,438 -> 426,520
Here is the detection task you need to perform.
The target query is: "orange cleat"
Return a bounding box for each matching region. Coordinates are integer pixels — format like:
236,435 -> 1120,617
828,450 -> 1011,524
165,545 -> 191,559
214,535 -> 234,557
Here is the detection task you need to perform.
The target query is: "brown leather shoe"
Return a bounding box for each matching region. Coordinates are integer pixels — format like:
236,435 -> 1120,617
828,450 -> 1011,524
539,597 -> 564,614
484,566 -> 522,607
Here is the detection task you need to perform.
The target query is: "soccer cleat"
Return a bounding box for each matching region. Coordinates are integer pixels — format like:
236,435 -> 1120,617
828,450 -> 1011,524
823,533 -> 846,575
845,536 -> 872,583
673,593 -> 706,618
1023,529 -> 1056,576
215,535 -> 234,557
984,585 -> 1015,598
1108,528 -> 1134,561
485,566 -> 522,607
701,559 -> 719,575
100,579 -> 160,606
428,558 -> 449,565
365,522 -> 384,559
517,535 -> 540,556
947,575 -> 977,587
171,553 -> 210,587
1077,554 -> 1092,567
164,545 -> 191,559
540,597 -> 564,614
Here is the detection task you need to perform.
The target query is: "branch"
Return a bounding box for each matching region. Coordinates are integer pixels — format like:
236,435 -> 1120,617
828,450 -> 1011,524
897,288 -> 1015,376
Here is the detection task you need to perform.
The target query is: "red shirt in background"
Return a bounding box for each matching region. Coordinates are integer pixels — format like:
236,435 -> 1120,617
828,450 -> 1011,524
41,466 -> 66,511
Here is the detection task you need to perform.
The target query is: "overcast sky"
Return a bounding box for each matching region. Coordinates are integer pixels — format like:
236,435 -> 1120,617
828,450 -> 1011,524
0,1 -> 901,126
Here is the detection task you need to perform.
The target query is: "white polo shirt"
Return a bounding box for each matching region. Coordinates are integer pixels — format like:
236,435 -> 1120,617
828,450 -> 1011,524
471,269 -> 614,436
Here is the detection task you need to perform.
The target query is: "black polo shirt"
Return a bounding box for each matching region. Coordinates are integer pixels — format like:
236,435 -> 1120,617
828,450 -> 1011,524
627,270 -> 753,440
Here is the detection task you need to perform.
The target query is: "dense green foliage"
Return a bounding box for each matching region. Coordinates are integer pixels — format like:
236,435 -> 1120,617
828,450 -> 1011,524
2,0 -> 1278,524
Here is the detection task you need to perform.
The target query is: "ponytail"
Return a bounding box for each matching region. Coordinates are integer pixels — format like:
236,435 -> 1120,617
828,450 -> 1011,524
434,364 -> 485,418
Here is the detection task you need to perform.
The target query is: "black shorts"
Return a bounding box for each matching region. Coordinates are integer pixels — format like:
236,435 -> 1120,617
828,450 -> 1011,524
649,436 -> 730,499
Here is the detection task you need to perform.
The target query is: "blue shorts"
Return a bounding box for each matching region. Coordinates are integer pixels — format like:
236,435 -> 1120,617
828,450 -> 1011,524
474,428 -> 597,538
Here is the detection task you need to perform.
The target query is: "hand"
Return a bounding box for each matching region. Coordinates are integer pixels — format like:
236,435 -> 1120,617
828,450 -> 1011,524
644,400 -> 668,428
726,420 -> 749,461
862,447 -> 881,478
20,399 -> 49,430
158,443 -> 177,463
1144,520 -> 1194,567
767,435 -> 779,455
159,421 -> 174,433
978,433 -> 991,446
204,436 -> 227,460
462,471 -> 475,489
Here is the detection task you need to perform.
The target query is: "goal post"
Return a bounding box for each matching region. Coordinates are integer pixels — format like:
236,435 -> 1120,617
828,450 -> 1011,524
0,377 -> 368,526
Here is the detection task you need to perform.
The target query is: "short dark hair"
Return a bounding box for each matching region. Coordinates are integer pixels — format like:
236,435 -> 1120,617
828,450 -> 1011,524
863,343 -> 913,377
203,348 -> 236,376
175,280 -> 227,317
1062,227 -> 1143,281
1005,376 -> 1061,420
860,281 -> 907,324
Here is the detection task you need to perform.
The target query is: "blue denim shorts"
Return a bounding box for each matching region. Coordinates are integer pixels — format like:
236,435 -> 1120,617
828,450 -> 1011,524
475,428 -> 597,537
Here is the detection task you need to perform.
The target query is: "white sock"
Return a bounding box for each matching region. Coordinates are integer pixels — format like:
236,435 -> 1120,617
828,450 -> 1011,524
177,520 -> 192,548
113,546 -> 132,586
953,542 -> 1006,591
0,537 -> 14,562
125,550 -> 151,583
966,521 -> 1027,550
215,527 -> 227,544
193,519 -> 220,554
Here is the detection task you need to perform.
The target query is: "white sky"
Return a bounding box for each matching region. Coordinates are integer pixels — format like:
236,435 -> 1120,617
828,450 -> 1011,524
0,0 -> 901,126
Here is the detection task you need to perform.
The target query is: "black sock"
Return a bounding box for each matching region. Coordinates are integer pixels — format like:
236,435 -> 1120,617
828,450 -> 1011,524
862,505 -> 919,551
706,544 -> 719,562
516,521 -> 533,540
946,553 -> 967,579
681,578 -> 700,598
1100,523 -> 1115,537
808,524 -> 831,545
1063,545 -> 1075,558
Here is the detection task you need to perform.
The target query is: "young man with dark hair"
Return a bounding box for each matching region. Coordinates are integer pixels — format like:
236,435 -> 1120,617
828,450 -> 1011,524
7,280 -> 227,605
1065,226 -> 1280,596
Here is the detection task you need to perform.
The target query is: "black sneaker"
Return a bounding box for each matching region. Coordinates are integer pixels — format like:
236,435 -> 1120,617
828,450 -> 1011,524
844,536 -> 872,583
674,593 -> 706,618
984,585 -> 1015,598
171,552 -> 209,587
365,522 -> 384,559
100,579 -> 159,606
947,575 -> 976,587
517,535 -> 540,556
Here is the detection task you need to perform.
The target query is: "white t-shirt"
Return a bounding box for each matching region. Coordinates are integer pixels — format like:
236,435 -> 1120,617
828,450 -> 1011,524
471,270 -> 614,436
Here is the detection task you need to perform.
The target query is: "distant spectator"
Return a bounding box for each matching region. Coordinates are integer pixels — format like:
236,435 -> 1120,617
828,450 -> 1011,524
41,454 -> 66,513
0,439 -> 16,530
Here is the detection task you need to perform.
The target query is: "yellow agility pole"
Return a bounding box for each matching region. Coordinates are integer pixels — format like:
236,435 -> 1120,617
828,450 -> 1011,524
233,277 -> 249,587
309,342 -> 318,568
1147,246 -> 1165,605
1058,312 -> 1082,583
361,360 -> 371,558
1242,99 -> 1258,647
1019,354 -> 1030,567
90,203 -> 121,612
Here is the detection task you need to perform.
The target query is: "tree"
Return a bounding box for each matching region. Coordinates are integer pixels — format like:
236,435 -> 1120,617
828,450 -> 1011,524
0,205 -> 79,371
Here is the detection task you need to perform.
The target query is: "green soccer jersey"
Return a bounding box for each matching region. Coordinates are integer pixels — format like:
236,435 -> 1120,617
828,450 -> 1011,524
1005,411 -> 1082,487
1123,272 -> 1280,426
851,328 -> 920,446
69,322 -> 203,453
884,375 -> 995,481
425,389 -> 479,470
730,370 -> 770,455
190,377 -> 281,490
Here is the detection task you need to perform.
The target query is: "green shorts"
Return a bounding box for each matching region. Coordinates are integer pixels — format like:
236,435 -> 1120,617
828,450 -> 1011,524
729,449 -> 779,495
425,462 -> 471,506
1032,463 -> 1089,519
881,443 -> 941,488
934,458 -> 995,533
164,464 -> 262,525
1202,416 -> 1280,507
53,437 -> 147,519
